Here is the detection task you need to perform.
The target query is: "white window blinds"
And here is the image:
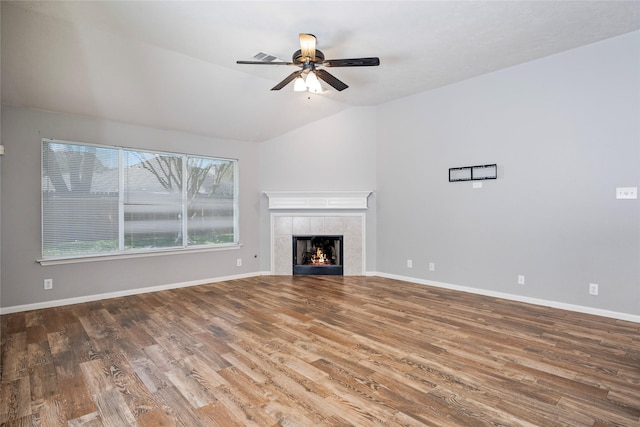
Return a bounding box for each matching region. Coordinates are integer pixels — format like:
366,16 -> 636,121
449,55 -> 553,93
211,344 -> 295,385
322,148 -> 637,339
42,139 -> 238,259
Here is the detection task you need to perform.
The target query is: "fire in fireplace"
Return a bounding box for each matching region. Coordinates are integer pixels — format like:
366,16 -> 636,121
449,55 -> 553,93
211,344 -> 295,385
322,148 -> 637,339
293,235 -> 343,275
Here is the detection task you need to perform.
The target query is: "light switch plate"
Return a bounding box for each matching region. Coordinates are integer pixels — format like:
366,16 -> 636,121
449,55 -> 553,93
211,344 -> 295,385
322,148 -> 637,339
616,187 -> 637,199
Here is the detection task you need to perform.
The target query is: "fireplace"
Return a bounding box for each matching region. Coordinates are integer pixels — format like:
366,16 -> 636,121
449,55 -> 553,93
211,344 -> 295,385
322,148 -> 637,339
266,192 -> 372,276
269,212 -> 367,276
293,235 -> 343,275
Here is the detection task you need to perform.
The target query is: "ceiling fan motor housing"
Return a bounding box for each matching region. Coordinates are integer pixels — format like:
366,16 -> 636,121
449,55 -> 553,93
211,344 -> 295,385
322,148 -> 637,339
293,49 -> 325,64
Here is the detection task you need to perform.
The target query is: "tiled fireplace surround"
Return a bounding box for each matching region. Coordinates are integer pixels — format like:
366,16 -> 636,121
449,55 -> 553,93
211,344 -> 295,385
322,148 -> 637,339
271,214 -> 365,275
266,191 -> 371,276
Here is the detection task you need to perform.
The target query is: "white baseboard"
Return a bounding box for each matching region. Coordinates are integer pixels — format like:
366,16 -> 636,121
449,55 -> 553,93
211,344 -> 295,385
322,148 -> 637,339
374,272 -> 640,324
3,271 -> 639,324
0,272 -> 262,315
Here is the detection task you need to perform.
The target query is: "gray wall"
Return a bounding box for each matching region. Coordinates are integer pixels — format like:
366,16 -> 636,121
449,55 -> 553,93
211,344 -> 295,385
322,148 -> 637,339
3,31 -> 638,318
377,32 -> 640,315
259,107 -> 378,272
1,106 -> 261,308
0,1 -> 3,309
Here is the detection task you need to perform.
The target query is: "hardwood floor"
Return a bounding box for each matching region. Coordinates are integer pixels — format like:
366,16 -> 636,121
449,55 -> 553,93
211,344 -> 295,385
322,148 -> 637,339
1,275 -> 639,426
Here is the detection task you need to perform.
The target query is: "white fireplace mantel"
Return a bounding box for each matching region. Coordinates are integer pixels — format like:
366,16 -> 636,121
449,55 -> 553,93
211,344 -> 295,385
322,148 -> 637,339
264,191 -> 373,210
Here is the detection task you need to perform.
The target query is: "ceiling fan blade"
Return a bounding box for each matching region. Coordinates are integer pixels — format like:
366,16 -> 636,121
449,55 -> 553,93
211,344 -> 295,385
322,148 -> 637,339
315,69 -> 348,91
299,33 -> 316,62
237,60 -> 296,66
271,70 -> 303,90
323,57 -> 380,67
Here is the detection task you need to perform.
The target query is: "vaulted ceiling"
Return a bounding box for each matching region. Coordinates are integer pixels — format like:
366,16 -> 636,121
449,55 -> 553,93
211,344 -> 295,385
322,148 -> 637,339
2,1 -> 639,142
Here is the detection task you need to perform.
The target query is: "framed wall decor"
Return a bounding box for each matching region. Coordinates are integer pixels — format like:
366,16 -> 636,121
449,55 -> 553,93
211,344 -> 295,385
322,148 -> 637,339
449,166 -> 472,182
449,164 -> 497,182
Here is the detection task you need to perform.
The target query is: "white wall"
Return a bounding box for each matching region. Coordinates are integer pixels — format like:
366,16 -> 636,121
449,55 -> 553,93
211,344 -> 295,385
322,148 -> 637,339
377,31 -> 640,316
259,107 -> 378,272
0,106 -> 261,310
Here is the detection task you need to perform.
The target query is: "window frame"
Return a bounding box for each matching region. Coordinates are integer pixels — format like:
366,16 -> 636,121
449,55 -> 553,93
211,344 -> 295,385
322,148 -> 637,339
39,138 -> 240,264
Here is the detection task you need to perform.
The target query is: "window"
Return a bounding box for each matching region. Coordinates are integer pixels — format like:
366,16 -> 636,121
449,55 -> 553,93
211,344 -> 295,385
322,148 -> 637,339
42,139 -> 238,259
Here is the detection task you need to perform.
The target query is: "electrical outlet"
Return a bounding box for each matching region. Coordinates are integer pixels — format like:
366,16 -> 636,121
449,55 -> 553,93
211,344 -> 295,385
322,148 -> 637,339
236,258 -> 242,267
616,187 -> 637,199
589,283 -> 599,295
518,275 -> 525,285
407,259 -> 413,268
44,279 -> 53,290
429,262 -> 435,272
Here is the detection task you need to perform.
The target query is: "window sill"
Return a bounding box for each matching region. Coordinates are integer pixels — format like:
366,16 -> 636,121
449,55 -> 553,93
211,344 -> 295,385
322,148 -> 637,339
37,243 -> 243,266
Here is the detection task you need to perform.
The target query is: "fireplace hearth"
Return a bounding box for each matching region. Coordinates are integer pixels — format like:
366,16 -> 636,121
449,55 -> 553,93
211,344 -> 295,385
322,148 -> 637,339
293,235 -> 343,275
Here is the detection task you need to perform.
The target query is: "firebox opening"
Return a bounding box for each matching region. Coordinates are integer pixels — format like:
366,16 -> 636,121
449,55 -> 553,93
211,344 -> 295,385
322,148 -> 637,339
293,235 -> 343,275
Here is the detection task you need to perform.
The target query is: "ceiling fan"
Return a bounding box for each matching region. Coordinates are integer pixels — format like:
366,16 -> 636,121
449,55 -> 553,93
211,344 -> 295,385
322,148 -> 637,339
236,33 -> 380,92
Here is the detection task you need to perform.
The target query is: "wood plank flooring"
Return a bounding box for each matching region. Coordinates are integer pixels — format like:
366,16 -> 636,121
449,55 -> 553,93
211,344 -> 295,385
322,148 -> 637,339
1,275 -> 639,426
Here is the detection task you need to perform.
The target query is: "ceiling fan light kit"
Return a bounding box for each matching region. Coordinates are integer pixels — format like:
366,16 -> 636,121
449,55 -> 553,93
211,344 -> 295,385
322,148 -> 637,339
237,33 -> 380,93
293,76 -> 307,92
304,71 -> 322,93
